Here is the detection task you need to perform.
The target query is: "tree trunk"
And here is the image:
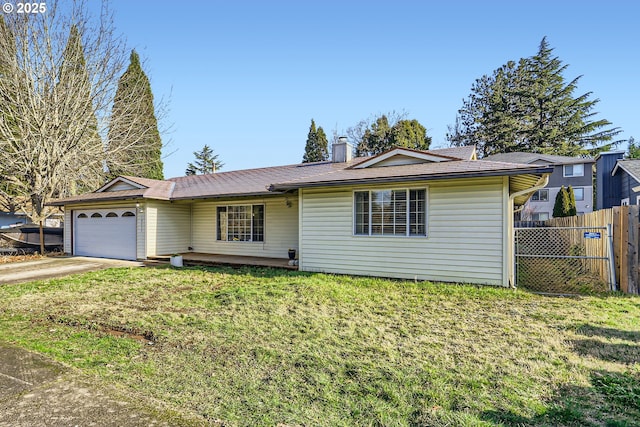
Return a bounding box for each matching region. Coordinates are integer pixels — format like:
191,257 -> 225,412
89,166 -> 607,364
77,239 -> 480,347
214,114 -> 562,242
39,221 -> 44,255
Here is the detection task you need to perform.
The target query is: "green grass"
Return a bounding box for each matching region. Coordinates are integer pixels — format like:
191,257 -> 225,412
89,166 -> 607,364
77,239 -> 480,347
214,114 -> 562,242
0,265 -> 638,426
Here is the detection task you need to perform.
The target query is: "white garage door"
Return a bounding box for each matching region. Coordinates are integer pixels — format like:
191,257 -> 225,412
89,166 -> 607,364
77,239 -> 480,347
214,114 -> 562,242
74,208 -> 137,261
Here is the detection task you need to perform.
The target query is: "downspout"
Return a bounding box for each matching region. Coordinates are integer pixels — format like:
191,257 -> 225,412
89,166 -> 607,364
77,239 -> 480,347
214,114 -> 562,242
508,174 -> 550,289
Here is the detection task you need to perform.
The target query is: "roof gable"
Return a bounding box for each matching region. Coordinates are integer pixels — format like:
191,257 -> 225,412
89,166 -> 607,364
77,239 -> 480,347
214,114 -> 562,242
96,177 -> 147,193
353,148 -> 455,169
612,159 -> 640,182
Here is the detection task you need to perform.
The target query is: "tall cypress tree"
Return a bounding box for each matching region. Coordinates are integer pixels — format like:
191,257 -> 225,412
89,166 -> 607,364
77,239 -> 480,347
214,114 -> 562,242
553,186 -> 575,218
302,119 -> 329,162
567,186 -> 577,216
58,25 -> 103,194
108,50 -> 163,180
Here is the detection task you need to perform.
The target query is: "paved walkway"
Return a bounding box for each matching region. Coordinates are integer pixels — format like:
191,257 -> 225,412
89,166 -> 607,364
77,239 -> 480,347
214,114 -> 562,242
0,256 -> 143,285
0,346 -> 183,426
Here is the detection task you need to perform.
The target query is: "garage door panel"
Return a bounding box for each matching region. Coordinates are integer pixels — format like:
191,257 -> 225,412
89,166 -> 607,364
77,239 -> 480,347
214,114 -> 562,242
74,209 -> 137,261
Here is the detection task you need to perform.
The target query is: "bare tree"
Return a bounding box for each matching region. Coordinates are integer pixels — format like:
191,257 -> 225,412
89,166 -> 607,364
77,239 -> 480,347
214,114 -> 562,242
0,0 -> 166,226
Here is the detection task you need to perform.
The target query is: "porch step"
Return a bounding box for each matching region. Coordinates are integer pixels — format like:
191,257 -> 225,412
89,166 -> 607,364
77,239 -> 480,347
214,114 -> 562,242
146,254 -> 298,270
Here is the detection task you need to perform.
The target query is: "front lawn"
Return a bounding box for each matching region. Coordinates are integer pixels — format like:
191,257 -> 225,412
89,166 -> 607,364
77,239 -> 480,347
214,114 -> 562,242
0,266 -> 638,426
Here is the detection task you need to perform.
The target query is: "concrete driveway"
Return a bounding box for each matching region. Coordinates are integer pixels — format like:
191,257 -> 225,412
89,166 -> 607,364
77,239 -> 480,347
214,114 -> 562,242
0,256 -> 143,285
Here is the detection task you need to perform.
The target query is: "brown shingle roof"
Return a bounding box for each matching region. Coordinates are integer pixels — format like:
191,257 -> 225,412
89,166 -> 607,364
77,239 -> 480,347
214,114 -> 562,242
269,160 -> 553,190
425,145 -> 476,160
49,146 -> 551,206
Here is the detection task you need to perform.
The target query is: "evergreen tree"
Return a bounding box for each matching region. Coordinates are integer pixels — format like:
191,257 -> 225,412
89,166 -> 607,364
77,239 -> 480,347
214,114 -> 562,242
567,186 -> 577,216
553,186 -> 573,218
316,126 -> 329,160
108,50 -> 163,180
58,25 -> 102,194
302,119 -> 329,163
185,144 -> 224,175
628,137 -> 640,159
356,115 -> 431,156
450,38 -> 622,157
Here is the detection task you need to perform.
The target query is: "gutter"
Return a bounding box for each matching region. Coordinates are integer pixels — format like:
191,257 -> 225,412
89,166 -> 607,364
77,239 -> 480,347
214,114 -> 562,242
508,173 -> 550,289
511,174 -> 550,214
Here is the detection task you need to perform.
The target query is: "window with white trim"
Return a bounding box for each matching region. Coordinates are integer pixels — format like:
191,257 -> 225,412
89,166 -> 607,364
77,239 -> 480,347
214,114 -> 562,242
216,205 -> 264,242
531,189 -> 549,202
563,164 -> 584,177
573,187 -> 584,201
354,189 -> 426,236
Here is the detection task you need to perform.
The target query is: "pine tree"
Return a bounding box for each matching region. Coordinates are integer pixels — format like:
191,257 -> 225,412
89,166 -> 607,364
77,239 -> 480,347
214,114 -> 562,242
628,137 -> 640,159
302,119 -> 329,163
108,50 -> 163,180
185,145 -> 224,175
450,38 -> 621,157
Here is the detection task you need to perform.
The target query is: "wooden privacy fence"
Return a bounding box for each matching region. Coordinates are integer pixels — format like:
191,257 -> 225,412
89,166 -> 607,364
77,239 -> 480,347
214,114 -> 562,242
545,206 -> 639,294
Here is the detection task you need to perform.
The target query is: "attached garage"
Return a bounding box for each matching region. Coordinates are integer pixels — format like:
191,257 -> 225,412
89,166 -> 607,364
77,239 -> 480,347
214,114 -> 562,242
73,208 -> 137,261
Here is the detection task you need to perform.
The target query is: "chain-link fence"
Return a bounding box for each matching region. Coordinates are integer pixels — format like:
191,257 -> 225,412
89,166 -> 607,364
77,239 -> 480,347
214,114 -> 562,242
514,226 -> 614,294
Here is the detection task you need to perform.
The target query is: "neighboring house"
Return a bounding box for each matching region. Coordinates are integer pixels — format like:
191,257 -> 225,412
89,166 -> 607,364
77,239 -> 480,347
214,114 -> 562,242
595,151 -> 626,209
610,159 -> 640,206
483,152 -> 595,220
50,143 -> 552,287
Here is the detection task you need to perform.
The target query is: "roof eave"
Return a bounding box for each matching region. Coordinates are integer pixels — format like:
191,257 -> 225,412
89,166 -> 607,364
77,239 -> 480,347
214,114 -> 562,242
47,194 -> 147,207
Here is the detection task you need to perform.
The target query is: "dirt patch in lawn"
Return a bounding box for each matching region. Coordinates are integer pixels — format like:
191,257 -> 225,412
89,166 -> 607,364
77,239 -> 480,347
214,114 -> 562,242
46,315 -> 158,345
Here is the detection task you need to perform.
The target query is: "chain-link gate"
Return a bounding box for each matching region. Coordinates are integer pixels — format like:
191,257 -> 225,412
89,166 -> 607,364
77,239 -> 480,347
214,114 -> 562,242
514,226 -> 616,294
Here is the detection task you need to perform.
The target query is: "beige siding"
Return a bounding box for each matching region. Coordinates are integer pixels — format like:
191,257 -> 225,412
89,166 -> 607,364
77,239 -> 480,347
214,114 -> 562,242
62,201 -> 145,260
145,201 -> 191,256
300,178 -> 507,286
192,196 -> 298,258
63,209 -> 72,254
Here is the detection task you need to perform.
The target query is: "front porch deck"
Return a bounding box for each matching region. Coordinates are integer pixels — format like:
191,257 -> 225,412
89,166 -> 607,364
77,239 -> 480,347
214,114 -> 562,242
149,252 -> 298,270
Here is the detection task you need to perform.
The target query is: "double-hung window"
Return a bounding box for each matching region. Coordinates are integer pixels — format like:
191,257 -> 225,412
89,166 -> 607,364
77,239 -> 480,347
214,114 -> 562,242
216,205 -> 264,242
563,164 -> 584,177
531,189 -> 549,202
354,189 -> 426,236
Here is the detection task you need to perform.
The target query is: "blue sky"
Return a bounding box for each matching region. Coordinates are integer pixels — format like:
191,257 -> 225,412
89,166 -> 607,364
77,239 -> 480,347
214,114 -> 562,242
107,0 -> 639,179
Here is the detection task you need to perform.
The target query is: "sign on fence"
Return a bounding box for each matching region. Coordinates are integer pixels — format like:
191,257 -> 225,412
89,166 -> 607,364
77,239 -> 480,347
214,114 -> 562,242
514,226 -> 614,294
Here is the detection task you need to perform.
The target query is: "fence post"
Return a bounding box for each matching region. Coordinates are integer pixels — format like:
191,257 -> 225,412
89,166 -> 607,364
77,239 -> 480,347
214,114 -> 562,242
607,223 -> 617,291
613,207 -> 622,288
620,207 -> 629,293
627,206 -> 639,294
